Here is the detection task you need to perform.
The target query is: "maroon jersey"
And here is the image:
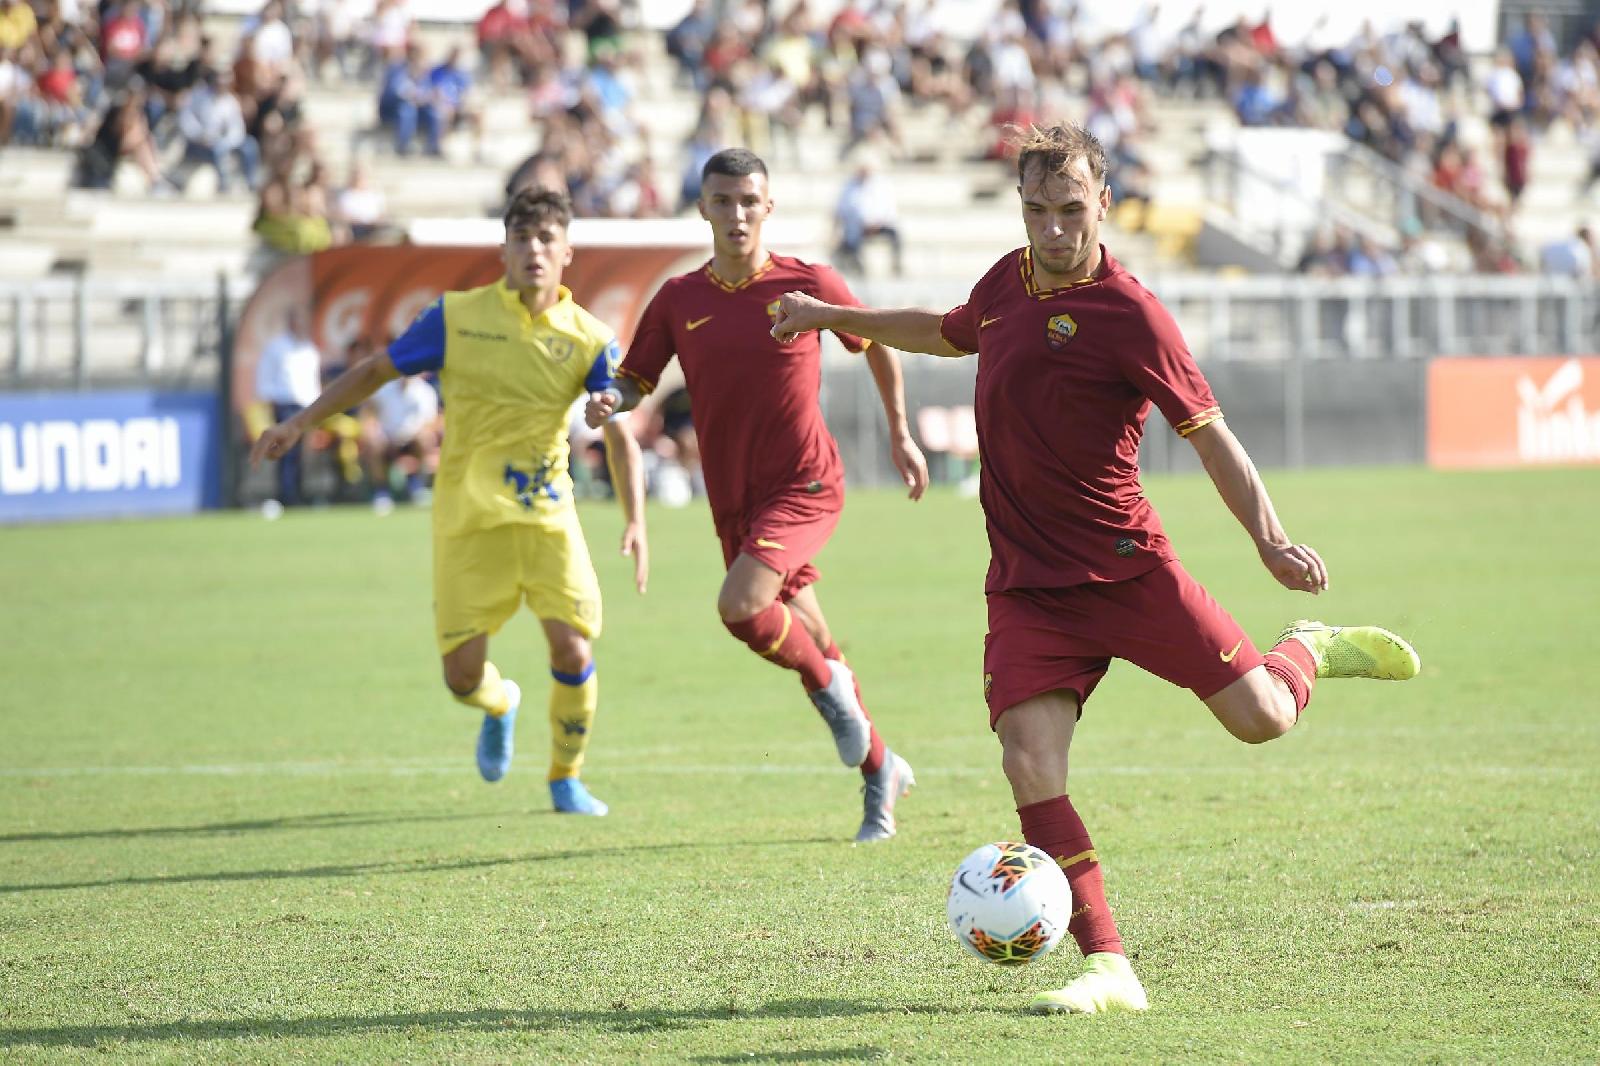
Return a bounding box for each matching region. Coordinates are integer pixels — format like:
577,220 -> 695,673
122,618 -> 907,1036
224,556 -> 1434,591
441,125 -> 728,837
619,254 -> 868,529
941,246 -> 1221,593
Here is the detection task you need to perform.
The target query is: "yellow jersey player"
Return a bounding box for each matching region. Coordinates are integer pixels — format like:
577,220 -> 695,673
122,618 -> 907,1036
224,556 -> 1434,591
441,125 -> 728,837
251,188 -> 647,816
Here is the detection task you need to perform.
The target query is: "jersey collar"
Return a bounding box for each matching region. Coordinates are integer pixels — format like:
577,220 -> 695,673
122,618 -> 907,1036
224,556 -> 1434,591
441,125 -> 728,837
1020,245 -> 1114,299
704,256 -> 775,293
496,278 -> 572,325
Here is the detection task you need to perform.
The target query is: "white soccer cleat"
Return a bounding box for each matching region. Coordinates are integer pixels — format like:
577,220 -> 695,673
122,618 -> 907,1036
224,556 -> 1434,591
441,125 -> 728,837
855,751 -> 915,842
808,659 -> 871,767
1029,952 -> 1149,1015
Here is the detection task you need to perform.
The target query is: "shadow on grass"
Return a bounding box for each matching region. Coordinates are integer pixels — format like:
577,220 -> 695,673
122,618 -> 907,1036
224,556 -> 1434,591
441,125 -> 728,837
692,1048 -> 886,1063
0,838 -> 841,895
0,1000 -> 930,1049
0,809 -> 519,845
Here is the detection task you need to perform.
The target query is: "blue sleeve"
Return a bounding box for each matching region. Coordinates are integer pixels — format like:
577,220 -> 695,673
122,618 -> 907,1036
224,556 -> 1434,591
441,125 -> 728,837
387,299 -> 446,375
583,337 -> 621,393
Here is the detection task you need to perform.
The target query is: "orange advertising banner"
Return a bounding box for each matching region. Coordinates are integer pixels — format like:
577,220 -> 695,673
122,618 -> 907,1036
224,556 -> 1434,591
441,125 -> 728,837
1428,356 -> 1600,469
232,243 -> 703,416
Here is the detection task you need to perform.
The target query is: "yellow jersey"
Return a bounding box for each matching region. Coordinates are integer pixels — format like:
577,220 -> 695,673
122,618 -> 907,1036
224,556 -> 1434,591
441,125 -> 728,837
387,280 -> 619,537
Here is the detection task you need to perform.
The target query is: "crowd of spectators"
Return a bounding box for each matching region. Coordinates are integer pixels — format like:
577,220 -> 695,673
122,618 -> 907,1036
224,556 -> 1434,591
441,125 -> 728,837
7,1 -> 1600,278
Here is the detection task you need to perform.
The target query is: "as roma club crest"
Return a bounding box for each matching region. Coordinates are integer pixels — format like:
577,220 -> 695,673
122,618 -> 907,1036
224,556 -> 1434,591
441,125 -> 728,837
1045,313 -> 1078,350
765,299 -> 783,323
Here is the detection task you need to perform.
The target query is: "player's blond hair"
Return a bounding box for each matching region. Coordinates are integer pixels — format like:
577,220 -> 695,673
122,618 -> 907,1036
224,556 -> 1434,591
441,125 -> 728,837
1014,123 -> 1108,189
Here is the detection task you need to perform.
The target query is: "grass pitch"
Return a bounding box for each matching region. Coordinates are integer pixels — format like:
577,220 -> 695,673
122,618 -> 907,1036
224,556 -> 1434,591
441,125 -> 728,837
1,467 -> 1597,1063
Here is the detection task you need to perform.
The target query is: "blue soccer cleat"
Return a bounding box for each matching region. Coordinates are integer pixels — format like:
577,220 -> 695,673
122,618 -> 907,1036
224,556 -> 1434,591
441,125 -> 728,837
475,680 -> 520,782
550,776 -> 609,816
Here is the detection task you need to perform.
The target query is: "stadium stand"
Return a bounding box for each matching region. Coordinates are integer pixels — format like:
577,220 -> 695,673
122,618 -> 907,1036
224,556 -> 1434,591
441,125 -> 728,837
3,1 -> 1597,287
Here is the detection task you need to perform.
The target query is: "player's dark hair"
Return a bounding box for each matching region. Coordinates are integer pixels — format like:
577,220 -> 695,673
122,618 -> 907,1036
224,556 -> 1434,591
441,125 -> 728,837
503,187 -> 572,232
1014,123 -> 1108,189
701,147 -> 769,184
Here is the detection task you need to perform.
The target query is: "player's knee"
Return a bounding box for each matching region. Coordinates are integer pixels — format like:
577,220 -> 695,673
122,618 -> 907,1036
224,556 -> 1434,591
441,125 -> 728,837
716,587 -> 766,624
548,639 -> 591,678
1226,699 -> 1296,744
442,660 -> 483,696
1000,742 -> 1055,795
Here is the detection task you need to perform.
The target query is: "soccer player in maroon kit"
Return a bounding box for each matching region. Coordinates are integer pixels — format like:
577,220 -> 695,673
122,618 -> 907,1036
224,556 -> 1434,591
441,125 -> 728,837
770,124 -> 1421,1013
584,148 -> 930,842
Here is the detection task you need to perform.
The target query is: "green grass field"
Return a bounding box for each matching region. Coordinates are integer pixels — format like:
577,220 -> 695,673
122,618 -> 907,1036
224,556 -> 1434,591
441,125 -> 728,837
2,467 -> 1597,1063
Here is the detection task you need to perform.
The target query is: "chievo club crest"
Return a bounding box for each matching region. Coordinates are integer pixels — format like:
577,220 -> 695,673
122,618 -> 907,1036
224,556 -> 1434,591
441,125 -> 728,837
1045,313 -> 1078,350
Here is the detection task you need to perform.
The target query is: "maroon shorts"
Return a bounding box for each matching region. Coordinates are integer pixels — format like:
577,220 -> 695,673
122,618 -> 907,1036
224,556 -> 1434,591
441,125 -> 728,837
717,480 -> 844,602
983,561 -> 1264,728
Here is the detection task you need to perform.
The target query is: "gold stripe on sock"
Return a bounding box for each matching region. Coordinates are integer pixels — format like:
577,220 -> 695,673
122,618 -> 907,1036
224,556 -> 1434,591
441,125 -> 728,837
1265,649 -> 1312,689
1056,848 -> 1098,869
762,604 -> 792,657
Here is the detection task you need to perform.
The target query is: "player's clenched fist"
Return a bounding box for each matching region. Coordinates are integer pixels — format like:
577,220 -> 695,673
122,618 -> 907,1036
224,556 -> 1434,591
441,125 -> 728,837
584,388 -> 621,429
769,290 -> 831,344
249,421 -> 303,467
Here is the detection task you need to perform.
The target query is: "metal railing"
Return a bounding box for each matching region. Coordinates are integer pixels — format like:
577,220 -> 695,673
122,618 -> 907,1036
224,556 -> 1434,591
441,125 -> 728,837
0,275 -> 247,389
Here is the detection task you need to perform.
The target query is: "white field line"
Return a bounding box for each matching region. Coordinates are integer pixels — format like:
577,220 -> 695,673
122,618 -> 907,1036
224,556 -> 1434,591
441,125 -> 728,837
0,761 -> 1591,779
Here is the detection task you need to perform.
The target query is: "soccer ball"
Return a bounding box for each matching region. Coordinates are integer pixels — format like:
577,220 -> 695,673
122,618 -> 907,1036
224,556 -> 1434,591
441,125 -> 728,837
946,842 -> 1072,965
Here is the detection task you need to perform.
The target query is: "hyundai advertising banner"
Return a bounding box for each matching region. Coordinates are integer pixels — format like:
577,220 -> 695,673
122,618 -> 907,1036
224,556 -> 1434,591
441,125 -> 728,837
0,390 -> 221,522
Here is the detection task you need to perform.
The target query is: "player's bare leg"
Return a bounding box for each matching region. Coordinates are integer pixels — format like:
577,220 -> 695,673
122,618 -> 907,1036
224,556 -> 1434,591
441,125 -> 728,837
717,555 -> 870,767
998,692 -> 1148,1014
540,619 -> 607,816
443,634 -> 523,783
1204,667 -> 1298,744
1209,623 -> 1422,743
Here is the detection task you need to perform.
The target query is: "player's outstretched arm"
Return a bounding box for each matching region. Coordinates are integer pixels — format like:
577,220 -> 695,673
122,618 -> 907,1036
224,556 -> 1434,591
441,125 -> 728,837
584,378 -> 644,428
601,417 -> 649,594
863,341 -> 929,500
249,353 -> 401,467
771,292 -> 967,357
1186,420 -> 1328,593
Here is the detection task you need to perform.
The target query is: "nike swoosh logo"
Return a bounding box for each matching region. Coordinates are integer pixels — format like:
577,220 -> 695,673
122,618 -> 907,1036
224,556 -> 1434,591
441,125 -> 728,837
1219,639 -> 1244,663
754,537 -> 786,551
686,316 -> 713,331
955,870 -> 987,898
980,315 -> 1002,329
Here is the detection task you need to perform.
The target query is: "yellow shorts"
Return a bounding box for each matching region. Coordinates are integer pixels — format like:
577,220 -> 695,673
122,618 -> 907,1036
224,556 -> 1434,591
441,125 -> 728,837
433,513 -> 602,655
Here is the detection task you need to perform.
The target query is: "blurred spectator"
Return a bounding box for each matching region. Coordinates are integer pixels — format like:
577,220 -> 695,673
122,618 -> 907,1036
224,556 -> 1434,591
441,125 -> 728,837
833,151 -> 902,276
171,68 -> 260,193
363,371 -> 441,511
378,42 -> 439,155
74,82 -> 163,189
333,160 -> 390,241
1502,116 -> 1531,210
1539,225 -> 1598,278
0,0 -> 37,54
666,0 -> 712,87
311,0 -> 362,82
254,172 -> 333,253
255,309 -> 323,507
430,44 -> 483,160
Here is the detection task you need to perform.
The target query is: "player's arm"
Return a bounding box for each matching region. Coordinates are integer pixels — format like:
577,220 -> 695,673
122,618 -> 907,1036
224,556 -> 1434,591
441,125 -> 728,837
1185,420 -> 1329,594
862,341 -> 930,500
601,417 -> 649,594
250,352 -> 400,466
771,292 -> 968,357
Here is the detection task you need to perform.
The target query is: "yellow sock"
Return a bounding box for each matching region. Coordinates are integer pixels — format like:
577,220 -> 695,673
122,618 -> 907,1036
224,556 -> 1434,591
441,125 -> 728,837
547,663 -> 598,781
454,660 -> 512,717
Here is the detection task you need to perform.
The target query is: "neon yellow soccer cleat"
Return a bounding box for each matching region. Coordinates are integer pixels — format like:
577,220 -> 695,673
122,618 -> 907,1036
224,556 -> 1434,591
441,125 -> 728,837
1277,620 -> 1421,681
1029,952 -> 1149,1015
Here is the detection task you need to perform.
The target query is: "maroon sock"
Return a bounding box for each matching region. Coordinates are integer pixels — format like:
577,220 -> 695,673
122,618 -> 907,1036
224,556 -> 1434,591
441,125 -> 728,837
1263,636 -> 1318,715
1018,796 -> 1124,957
724,602 -> 830,691
821,641 -> 886,775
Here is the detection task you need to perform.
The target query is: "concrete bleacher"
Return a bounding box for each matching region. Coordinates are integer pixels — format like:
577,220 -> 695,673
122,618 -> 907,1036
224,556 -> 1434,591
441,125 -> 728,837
0,19 -> 1588,286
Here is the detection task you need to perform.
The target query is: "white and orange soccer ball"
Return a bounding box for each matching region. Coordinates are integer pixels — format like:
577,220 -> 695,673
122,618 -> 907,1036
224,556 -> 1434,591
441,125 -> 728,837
946,842 -> 1073,965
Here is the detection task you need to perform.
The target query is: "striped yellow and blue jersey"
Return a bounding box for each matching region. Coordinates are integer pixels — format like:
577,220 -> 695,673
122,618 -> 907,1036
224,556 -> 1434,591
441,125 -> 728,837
388,280 -> 619,537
